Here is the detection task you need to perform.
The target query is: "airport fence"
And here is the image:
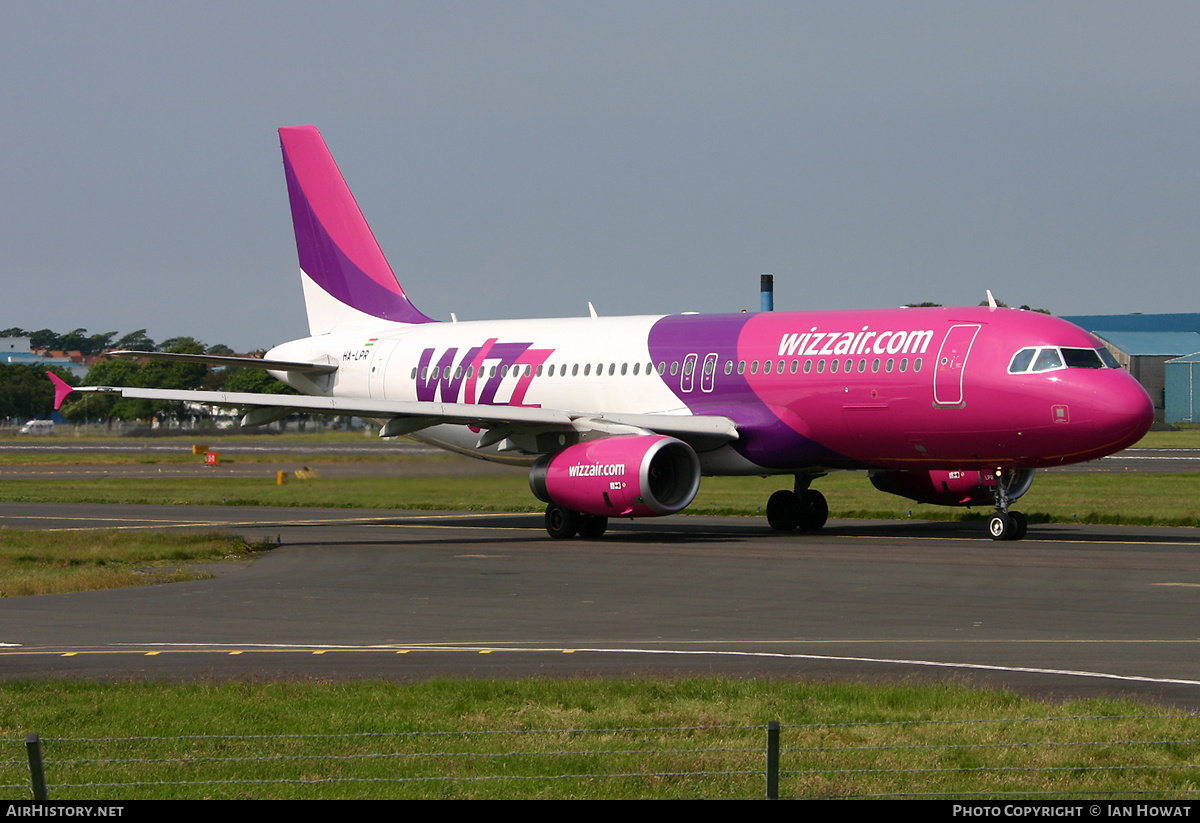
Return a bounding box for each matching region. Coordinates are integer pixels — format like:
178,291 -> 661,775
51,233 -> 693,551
5,715 -> 1200,799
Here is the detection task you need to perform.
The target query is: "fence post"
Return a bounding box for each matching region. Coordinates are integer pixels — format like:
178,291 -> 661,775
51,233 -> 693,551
25,734 -> 47,800
766,721 -> 779,800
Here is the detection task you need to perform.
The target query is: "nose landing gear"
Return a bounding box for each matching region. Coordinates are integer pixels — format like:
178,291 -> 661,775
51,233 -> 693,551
988,468 -> 1028,541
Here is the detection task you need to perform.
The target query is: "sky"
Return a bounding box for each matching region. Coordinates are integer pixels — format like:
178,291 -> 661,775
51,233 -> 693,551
2,2 -> 1198,351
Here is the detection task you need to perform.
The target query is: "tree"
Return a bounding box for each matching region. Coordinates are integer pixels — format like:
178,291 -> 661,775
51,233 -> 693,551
114,329 -> 155,352
0,364 -> 76,420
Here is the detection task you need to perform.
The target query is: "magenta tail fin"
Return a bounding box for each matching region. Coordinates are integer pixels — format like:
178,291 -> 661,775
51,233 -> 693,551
279,125 -> 434,334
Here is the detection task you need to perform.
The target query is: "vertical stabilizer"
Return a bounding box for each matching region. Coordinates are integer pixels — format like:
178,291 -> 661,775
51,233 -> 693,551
279,125 -> 434,335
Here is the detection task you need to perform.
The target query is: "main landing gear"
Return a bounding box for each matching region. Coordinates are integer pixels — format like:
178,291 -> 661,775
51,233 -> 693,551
766,476 -> 829,532
544,503 -> 608,540
988,468 -> 1028,541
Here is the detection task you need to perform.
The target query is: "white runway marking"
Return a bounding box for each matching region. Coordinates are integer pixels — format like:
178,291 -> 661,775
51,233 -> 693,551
25,641 -> 1191,689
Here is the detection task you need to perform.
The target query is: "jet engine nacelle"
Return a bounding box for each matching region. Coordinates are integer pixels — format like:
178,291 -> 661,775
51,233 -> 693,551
869,468 -> 1035,508
529,435 -> 701,518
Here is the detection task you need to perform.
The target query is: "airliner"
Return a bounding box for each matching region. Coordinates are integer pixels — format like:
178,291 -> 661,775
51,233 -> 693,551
50,125 -> 1155,541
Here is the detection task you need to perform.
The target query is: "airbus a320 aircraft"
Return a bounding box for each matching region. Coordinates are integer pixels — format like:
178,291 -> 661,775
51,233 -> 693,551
51,125 -> 1155,541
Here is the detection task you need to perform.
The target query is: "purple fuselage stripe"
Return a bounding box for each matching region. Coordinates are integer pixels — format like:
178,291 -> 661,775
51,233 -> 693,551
648,314 -> 848,468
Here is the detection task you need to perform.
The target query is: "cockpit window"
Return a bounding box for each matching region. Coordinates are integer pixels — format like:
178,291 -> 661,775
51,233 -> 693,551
1031,348 -> 1064,372
1061,348 -> 1105,369
1009,345 -> 1120,374
1008,348 -> 1036,373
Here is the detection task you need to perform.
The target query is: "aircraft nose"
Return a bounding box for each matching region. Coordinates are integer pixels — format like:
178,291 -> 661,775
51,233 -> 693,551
1096,374 -> 1154,450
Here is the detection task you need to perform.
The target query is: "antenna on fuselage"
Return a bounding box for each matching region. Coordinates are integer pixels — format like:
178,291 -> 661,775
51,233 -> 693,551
588,302 -> 598,319
450,313 -> 458,323
985,290 -> 998,311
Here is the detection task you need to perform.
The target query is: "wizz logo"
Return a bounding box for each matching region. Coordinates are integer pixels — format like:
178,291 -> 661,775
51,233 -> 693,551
415,339 -> 553,406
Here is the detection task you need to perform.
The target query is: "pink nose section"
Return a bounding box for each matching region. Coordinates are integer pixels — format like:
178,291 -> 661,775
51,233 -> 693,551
1101,378 -> 1155,450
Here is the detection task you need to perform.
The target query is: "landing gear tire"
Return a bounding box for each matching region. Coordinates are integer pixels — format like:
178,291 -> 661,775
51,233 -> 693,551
988,513 -> 1015,541
545,504 -> 581,539
767,490 -> 801,532
797,489 -> 829,531
767,489 -> 828,532
988,510 -> 1028,541
1009,510 -> 1028,541
577,514 -> 608,539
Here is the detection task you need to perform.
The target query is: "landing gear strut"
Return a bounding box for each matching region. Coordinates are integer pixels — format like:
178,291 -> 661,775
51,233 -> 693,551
988,468 -> 1028,541
767,476 -> 828,532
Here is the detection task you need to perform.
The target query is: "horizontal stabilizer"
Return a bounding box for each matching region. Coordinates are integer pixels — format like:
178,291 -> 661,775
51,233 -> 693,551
47,372 -> 75,410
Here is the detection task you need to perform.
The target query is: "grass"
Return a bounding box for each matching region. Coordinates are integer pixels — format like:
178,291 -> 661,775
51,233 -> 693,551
1,469 -> 1197,527
0,530 -> 273,596
1,678 -> 1197,799
1,426 -> 1197,464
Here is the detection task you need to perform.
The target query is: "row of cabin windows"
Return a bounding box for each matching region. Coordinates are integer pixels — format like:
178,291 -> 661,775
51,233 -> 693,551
724,356 -> 923,376
412,356 -> 924,381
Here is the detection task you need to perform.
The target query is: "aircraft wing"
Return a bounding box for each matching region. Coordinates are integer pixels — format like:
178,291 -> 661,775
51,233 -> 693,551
106,350 -> 337,374
50,375 -> 738,451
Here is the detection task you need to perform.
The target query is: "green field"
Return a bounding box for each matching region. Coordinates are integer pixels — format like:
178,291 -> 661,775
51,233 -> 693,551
1,468 -> 1197,527
0,530 -> 271,597
3,679 -> 1197,800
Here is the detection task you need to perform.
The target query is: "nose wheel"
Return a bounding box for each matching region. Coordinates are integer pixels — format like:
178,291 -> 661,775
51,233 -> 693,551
988,468 -> 1028,541
988,510 -> 1028,541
